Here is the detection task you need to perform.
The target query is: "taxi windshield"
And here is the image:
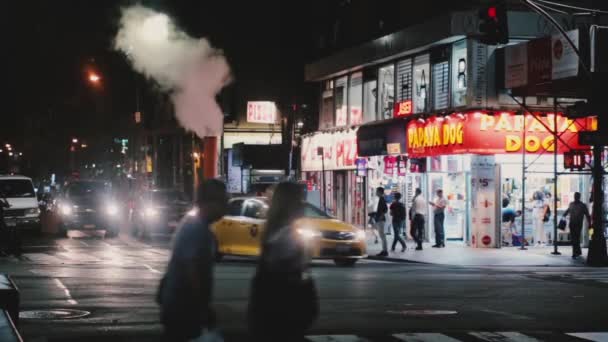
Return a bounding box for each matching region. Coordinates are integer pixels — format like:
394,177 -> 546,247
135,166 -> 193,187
303,203 -> 330,219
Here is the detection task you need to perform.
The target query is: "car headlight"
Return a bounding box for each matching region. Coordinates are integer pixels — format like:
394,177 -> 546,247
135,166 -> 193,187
106,204 -> 119,216
27,208 -> 41,216
187,208 -> 198,217
144,207 -> 159,218
355,229 -> 366,241
59,204 -> 72,216
297,228 -> 321,240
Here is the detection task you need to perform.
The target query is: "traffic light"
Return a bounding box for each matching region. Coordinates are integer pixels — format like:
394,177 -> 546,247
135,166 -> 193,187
564,150 -> 587,170
478,1 -> 508,45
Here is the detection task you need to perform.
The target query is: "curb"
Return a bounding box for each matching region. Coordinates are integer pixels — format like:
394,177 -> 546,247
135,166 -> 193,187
366,256 -> 431,264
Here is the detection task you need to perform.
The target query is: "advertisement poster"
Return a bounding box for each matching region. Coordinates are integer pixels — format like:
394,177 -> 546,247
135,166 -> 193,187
470,155 -> 498,248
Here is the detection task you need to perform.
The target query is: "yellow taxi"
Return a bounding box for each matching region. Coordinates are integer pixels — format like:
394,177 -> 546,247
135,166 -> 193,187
212,197 -> 367,266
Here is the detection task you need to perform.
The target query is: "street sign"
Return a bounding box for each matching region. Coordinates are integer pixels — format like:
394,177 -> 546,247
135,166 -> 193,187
579,131 -> 606,146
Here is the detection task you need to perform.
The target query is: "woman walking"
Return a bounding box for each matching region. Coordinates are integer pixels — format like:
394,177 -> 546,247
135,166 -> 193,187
248,182 -> 319,341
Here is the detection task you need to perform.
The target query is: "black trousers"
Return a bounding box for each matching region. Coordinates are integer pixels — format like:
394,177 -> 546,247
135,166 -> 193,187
391,220 -> 406,250
434,213 -> 445,246
570,222 -> 583,256
410,214 -> 425,248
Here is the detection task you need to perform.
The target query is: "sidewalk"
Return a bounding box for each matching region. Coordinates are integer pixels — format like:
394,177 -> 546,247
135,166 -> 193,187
365,235 -> 588,267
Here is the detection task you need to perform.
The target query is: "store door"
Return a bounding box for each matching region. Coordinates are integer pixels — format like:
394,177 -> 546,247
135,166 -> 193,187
335,172 -> 346,221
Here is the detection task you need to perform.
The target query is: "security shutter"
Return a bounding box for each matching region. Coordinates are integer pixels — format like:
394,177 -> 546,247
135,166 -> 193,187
396,58 -> 413,102
432,61 -> 449,110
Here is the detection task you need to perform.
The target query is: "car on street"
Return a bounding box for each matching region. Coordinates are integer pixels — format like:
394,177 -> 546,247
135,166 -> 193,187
0,175 -> 41,232
130,188 -> 192,238
55,180 -> 121,237
212,197 -> 367,266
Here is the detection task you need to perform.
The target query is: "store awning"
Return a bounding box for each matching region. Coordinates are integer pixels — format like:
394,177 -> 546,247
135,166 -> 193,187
357,120 -> 407,157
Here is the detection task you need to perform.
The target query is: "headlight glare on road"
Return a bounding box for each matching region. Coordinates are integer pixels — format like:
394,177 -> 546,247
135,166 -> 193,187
297,228 -> 321,240
145,207 -> 159,218
59,204 -> 73,216
355,229 -> 366,240
106,204 -> 119,216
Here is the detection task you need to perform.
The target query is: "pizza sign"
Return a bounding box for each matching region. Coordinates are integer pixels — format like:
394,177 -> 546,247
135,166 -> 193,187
247,101 -> 277,124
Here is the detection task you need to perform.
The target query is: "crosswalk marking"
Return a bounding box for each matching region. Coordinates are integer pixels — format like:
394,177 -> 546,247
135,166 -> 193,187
567,332 -> 608,341
307,335 -> 370,342
393,332 -> 461,341
469,332 -> 541,342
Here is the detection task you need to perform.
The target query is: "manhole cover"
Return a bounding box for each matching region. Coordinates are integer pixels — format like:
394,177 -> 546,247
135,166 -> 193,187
20,309 -> 90,320
387,310 -> 458,316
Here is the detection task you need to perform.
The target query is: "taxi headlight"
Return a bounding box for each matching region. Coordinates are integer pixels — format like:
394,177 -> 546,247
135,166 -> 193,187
106,204 -> 119,216
59,204 -> 73,216
355,229 -> 366,240
297,228 -> 321,240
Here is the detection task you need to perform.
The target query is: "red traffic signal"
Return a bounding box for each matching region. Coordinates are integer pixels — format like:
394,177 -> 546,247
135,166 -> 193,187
564,150 -> 587,170
478,1 -> 508,45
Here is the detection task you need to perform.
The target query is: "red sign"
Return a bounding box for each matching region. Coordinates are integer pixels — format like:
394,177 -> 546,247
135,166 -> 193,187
394,100 -> 413,117
247,101 -> 277,124
406,111 -> 596,158
482,235 -> 492,246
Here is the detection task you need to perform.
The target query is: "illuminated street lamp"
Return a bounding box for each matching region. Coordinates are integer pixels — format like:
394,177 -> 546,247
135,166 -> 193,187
88,72 -> 101,84
8,152 -> 13,157
4,144 -> 10,148
72,138 -> 79,144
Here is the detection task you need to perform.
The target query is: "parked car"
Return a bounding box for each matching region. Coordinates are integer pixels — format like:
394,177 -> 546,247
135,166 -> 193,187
55,180 -> 121,237
212,197 -> 367,266
130,188 -> 192,238
0,175 -> 41,232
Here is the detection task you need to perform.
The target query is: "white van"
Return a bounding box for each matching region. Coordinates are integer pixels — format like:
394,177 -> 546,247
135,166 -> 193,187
0,175 -> 41,230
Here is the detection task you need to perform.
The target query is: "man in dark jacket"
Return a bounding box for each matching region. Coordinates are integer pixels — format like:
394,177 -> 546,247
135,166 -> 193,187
390,192 -> 406,252
374,187 -> 389,257
563,192 -> 591,259
159,180 -> 228,341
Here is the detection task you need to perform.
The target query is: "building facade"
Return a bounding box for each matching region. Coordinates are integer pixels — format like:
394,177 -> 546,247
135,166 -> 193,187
303,9 -> 600,247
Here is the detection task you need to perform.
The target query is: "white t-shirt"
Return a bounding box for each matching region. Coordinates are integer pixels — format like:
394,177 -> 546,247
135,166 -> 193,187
413,195 -> 426,216
433,197 -> 448,214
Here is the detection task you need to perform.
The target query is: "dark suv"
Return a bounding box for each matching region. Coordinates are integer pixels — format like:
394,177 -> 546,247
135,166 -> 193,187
130,189 -> 192,238
56,180 -> 121,237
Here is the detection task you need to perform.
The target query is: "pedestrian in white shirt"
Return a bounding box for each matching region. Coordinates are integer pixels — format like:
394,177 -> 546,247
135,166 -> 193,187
430,189 -> 448,248
532,190 -> 548,245
409,188 -> 426,250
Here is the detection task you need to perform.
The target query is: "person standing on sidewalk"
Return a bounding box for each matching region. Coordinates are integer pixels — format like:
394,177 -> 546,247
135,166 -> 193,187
430,189 -> 448,248
562,192 -> 591,259
374,187 -> 389,257
410,188 -> 426,251
532,190 -> 548,245
158,180 -> 228,342
390,192 -> 407,252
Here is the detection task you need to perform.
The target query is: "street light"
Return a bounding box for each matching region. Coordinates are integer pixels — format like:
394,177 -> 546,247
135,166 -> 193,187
72,138 -> 79,144
88,72 -> 101,84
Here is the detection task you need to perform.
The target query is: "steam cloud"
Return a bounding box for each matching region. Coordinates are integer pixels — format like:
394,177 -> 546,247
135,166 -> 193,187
114,5 -> 231,137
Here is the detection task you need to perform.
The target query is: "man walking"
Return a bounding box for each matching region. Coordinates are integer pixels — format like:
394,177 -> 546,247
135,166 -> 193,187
562,192 -> 591,259
158,180 -> 228,341
390,192 -> 407,252
374,187 -> 389,257
410,188 -> 426,251
430,189 -> 448,248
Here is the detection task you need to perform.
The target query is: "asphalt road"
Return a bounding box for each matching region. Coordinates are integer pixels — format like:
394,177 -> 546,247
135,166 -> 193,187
1,230 -> 608,342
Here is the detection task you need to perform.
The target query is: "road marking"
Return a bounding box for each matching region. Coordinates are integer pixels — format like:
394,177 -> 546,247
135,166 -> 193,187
480,309 -> 533,320
54,279 -> 78,305
470,332 -> 541,342
393,332 -> 461,341
567,333 -> 608,341
306,335 -> 370,342
79,241 -> 89,247
143,264 -> 162,274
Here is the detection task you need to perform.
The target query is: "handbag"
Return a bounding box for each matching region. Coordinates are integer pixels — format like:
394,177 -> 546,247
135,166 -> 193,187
558,218 -> 567,231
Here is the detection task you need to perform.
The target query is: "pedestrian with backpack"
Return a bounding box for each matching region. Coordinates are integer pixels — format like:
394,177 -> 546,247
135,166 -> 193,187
390,192 -> 406,252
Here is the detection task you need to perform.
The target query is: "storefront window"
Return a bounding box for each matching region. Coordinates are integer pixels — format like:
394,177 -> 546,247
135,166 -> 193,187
335,76 -> 348,126
378,64 -> 395,120
349,72 -> 363,125
413,54 -> 430,113
319,82 -> 334,130
363,79 -> 377,123
451,39 -> 467,107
